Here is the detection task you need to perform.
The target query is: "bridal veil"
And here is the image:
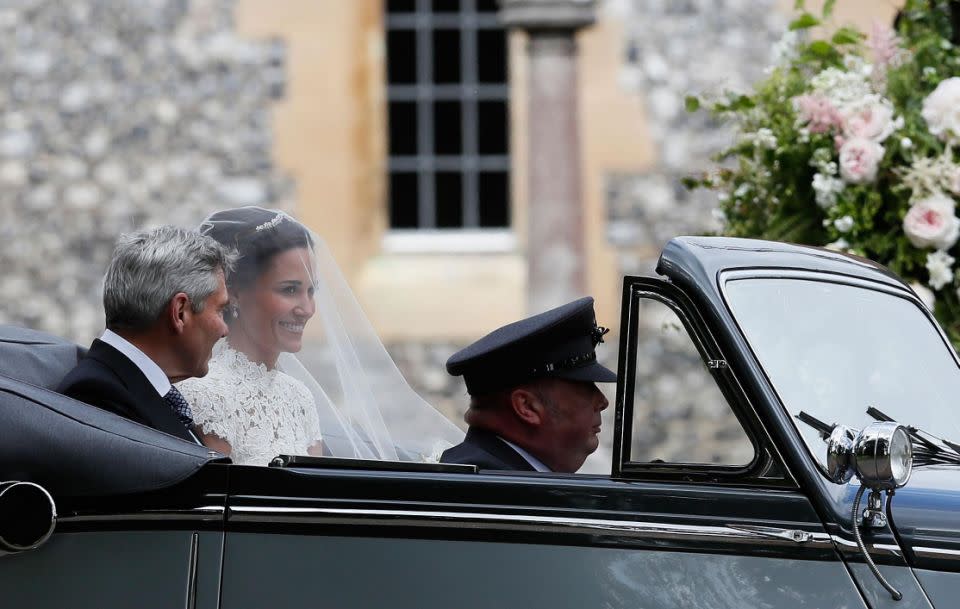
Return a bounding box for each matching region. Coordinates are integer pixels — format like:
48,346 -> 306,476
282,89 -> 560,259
199,207 -> 462,461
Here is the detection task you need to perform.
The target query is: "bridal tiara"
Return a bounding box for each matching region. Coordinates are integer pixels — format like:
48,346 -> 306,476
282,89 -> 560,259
254,212 -> 287,232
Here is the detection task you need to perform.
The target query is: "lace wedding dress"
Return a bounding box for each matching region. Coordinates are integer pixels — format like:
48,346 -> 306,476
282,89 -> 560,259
177,341 -> 322,466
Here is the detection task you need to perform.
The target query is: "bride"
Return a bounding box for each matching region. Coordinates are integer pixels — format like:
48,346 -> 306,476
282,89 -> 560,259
177,206 -> 462,465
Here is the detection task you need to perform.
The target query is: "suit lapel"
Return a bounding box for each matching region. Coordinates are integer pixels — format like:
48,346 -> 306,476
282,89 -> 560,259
87,340 -> 195,443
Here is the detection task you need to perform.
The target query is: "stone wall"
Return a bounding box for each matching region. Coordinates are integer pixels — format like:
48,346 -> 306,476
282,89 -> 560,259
0,0 -> 290,341
607,0 -> 785,274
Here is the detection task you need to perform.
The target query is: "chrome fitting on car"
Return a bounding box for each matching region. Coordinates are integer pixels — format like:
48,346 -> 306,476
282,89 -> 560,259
826,422 -> 913,490
0,481 -> 57,554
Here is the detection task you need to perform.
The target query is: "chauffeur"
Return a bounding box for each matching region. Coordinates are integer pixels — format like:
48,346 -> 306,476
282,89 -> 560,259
440,297 -> 616,473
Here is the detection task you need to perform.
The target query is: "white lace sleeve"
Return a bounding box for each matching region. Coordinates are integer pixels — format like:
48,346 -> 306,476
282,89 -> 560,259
177,376 -> 238,443
292,379 -> 322,444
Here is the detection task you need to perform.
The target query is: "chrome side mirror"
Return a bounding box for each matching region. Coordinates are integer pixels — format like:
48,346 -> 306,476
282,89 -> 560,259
826,422 -> 913,489
0,481 -> 57,553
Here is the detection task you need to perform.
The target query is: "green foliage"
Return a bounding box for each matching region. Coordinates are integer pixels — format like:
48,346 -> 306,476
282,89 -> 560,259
686,0 -> 960,349
789,13 -> 821,30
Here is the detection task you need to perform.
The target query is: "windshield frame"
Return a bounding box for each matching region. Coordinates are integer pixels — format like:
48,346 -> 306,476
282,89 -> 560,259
717,268 -> 960,479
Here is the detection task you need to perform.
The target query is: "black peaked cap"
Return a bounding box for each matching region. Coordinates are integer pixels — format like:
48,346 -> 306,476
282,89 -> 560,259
447,297 -> 617,395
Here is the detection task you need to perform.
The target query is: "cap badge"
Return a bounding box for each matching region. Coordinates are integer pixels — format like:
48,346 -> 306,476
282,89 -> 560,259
591,325 -> 610,346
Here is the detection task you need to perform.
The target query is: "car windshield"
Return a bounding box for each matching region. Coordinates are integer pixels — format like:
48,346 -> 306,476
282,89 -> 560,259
723,275 -> 960,468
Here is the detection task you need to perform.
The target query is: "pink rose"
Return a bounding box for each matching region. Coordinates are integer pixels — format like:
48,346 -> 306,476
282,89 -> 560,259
903,193 -> 960,250
843,97 -> 896,143
839,137 -> 884,184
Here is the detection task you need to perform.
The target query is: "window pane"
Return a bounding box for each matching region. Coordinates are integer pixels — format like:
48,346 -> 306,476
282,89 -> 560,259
478,171 -> 508,227
389,172 -> 419,228
476,0 -> 499,13
726,277 -> 960,470
629,298 -> 753,465
388,102 -> 417,155
433,30 -> 461,84
386,0 -> 416,12
478,101 -> 507,154
435,172 -> 463,228
387,30 -> 417,84
434,101 -> 462,154
477,29 -> 507,83
432,0 -> 460,11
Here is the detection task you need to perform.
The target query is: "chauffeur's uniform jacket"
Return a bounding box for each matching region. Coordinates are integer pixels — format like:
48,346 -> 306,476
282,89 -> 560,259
440,427 -> 536,471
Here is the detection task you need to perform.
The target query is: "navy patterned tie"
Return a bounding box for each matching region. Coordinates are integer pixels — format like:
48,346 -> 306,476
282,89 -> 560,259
163,385 -> 194,429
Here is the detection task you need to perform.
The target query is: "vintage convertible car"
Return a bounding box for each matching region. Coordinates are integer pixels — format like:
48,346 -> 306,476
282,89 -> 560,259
3,236 -> 960,609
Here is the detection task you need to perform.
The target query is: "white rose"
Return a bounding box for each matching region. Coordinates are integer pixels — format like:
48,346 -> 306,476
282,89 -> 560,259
843,95 -> 896,143
911,282 -> 936,310
903,193 -> 960,250
922,77 -> 960,144
839,137 -> 884,184
926,250 -> 956,290
834,215 -> 855,233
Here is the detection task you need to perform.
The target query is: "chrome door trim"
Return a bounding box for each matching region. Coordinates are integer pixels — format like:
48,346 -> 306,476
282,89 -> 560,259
228,505 -> 834,549
912,546 -> 960,559
60,505 -> 225,524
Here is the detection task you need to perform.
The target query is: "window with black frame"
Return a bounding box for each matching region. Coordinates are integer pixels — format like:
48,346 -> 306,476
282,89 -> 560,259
629,296 -> 754,466
385,0 -> 510,230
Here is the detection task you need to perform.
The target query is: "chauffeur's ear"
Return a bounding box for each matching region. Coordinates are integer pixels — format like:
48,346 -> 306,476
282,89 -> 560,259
167,292 -> 191,334
510,388 -> 546,426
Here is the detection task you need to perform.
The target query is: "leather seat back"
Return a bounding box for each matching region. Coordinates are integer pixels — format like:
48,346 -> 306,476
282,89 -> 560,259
0,325 -> 86,390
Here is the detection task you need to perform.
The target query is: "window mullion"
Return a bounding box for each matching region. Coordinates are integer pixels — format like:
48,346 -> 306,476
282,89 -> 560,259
461,0 -> 479,228
416,0 -> 436,229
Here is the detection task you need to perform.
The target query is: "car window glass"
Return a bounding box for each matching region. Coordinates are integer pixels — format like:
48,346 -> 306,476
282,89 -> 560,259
724,277 -> 960,469
629,297 -> 754,465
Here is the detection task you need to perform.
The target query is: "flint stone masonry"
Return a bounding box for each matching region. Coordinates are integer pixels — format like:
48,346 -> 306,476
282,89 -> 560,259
605,0 -> 785,270
0,0 -> 290,341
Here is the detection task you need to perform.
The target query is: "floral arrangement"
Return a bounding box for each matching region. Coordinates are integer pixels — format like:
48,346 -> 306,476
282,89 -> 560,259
685,0 -> 960,344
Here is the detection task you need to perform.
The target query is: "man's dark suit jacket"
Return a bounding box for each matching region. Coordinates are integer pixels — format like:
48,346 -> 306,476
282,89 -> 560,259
440,427 -> 536,471
57,339 -> 196,443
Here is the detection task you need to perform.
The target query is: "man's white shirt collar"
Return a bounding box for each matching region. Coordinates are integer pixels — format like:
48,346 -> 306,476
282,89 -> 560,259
499,437 -> 551,472
100,330 -> 171,397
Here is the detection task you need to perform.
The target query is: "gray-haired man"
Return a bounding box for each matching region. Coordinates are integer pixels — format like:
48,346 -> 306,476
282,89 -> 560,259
58,226 -> 235,443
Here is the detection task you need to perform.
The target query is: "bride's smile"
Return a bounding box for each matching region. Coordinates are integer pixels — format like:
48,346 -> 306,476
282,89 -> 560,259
230,247 -> 317,368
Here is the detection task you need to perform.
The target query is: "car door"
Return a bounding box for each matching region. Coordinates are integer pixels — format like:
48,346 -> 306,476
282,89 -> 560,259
0,378 -> 227,609
214,276 -> 868,609
1,472 -> 226,609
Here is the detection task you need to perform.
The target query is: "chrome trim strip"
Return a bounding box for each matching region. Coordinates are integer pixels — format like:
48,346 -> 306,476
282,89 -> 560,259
60,505 -> 225,524
229,506 -> 834,548
185,532 -> 199,609
912,546 -> 960,559
830,535 -> 903,556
